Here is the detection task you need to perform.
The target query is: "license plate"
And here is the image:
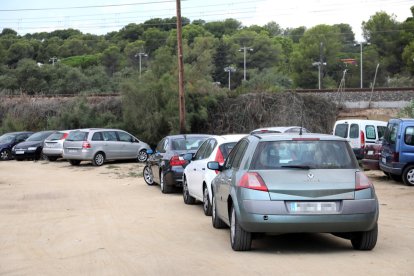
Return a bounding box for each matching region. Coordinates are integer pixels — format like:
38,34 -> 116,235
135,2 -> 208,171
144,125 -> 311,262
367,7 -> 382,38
68,149 -> 77,153
15,150 -> 24,154
381,157 -> 386,164
367,150 -> 374,155
289,202 -> 337,214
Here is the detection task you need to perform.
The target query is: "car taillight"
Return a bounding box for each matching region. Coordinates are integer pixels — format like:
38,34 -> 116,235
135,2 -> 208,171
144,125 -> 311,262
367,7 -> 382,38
392,152 -> 399,162
170,155 -> 186,166
238,172 -> 268,192
355,171 -> 373,190
82,142 -> 91,149
214,148 -> 225,174
62,133 -> 68,140
360,130 -> 365,148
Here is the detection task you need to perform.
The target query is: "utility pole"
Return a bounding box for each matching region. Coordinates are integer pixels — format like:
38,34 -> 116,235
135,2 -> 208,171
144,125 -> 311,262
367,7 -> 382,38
135,52 -> 148,77
49,56 -> 58,66
239,46 -> 253,81
355,42 -> 371,88
176,0 -> 186,134
312,42 -> 326,90
224,66 -> 236,90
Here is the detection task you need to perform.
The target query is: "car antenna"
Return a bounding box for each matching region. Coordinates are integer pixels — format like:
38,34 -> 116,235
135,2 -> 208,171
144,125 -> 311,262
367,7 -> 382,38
299,108 -> 304,136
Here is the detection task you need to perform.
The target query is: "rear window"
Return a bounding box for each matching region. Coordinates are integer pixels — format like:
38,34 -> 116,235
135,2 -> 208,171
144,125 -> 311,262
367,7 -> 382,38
334,124 -> 348,138
171,137 -> 209,151
349,124 -> 359,138
365,125 -> 376,139
66,131 -> 88,141
250,140 -> 358,170
219,142 -> 237,159
47,132 -> 66,141
405,127 -> 414,146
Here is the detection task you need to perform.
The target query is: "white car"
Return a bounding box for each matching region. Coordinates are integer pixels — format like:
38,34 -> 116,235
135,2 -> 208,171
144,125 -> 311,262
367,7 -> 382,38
182,134 -> 246,215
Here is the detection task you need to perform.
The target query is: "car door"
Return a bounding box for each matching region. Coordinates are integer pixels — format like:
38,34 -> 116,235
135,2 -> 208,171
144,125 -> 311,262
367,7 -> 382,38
215,139 -> 249,223
117,131 -> 137,159
150,138 -> 168,183
186,139 -> 209,198
381,122 -> 399,166
101,131 -> 120,159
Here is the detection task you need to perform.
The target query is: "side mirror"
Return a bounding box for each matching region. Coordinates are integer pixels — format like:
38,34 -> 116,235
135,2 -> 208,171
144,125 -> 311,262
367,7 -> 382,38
183,153 -> 193,161
207,161 -> 222,171
147,149 -> 153,155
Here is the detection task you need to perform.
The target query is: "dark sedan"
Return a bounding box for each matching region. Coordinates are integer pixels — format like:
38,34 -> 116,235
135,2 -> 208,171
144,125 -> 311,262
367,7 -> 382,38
0,131 -> 33,160
144,134 -> 211,193
12,130 -> 56,161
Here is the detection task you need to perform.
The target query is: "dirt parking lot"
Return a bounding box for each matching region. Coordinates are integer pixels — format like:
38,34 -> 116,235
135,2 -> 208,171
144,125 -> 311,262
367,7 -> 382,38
0,160 -> 413,275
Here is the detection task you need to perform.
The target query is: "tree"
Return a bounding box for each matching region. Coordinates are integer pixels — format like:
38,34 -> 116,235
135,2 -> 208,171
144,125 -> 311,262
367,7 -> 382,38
264,21 -> 283,37
124,40 -> 146,68
204,19 -> 242,38
0,28 -> 17,37
100,46 -> 123,76
143,28 -> 168,54
6,40 -> 35,67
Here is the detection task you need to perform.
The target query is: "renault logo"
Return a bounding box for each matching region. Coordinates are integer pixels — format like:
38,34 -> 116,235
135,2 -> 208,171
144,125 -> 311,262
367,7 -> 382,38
308,172 -> 314,179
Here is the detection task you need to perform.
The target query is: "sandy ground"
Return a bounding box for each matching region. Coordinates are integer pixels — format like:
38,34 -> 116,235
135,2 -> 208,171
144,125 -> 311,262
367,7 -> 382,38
0,160 -> 413,276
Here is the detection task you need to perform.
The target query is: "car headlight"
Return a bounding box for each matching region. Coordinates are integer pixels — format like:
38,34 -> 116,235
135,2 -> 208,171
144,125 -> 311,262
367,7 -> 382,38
28,147 -> 37,151
12,146 -> 15,151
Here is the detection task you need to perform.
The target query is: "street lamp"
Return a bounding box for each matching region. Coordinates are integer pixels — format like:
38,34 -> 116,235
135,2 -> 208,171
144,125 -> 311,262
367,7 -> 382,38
224,66 -> 236,90
312,61 -> 327,90
354,42 -> 371,88
135,52 -> 148,77
239,46 -> 253,81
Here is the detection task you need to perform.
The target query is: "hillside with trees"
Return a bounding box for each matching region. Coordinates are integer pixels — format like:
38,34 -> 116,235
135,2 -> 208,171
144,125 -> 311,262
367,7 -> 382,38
0,7 -> 413,144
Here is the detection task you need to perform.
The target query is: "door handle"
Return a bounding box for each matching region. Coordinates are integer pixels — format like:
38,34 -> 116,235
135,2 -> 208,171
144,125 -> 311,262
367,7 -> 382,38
202,168 -> 205,171
193,168 -> 196,171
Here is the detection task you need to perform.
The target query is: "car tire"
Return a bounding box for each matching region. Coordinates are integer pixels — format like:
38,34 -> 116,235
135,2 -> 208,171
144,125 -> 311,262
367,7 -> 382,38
0,149 -> 12,160
160,170 -> 173,194
92,152 -> 105,166
212,192 -> 227,229
137,150 -> 148,163
48,156 -> 58,161
389,173 -> 402,182
402,165 -> 414,186
351,224 -> 378,250
143,165 -> 154,185
69,160 -> 81,166
182,177 -> 196,204
230,205 -> 252,251
203,184 -> 212,216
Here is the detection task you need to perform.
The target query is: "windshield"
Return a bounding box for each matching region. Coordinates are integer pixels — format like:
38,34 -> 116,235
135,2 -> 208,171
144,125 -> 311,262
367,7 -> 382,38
171,137 -> 209,151
26,132 -> 53,142
250,140 -> 358,170
0,134 -> 15,143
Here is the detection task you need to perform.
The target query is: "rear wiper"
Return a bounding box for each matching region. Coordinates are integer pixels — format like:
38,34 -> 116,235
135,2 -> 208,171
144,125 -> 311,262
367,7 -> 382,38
281,165 -> 313,169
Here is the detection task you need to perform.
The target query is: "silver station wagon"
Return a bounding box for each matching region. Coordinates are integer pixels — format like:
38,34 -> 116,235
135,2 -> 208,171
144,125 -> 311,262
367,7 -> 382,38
63,128 -> 150,166
207,133 -> 379,251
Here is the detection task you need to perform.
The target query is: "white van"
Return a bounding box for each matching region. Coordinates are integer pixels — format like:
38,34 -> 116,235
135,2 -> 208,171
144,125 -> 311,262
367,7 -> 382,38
333,119 -> 387,159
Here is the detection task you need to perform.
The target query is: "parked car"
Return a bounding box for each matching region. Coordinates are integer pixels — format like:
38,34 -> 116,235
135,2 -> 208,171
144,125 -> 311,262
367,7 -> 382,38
182,134 -> 246,215
250,126 -> 309,134
63,128 -> 150,166
380,118 -> 414,185
0,131 -> 33,160
362,142 -> 383,170
42,130 -> 71,161
333,119 -> 387,159
207,133 -> 379,251
143,134 -> 211,193
12,130 -> 56,161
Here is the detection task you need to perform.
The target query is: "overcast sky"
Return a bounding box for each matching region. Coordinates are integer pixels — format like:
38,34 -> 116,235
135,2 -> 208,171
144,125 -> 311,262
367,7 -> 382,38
0,0 -> 412,40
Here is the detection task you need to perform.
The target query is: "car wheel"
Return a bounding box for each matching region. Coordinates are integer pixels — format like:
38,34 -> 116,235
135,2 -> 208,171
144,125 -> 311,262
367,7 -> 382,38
48,156 -> 58,161
69,160 -> 81,166
0,149 -> 11,160
402,165 -> 414,186
182,177 -> 195,204
212,192 -> 226,229
92,152 -> 105,166
160,170 -> 173,194
203,184 -> 212,216
351,224 -> 378,250
389,173 -> 402,182
143,165 -> 154,185
137,150 -> 148,162
230,205 -> 252,251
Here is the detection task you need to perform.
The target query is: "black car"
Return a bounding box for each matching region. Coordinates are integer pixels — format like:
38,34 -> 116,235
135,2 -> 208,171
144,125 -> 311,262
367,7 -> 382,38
0,131 -> 34,160
144,134 -> 211,193
12,130 -> 56,161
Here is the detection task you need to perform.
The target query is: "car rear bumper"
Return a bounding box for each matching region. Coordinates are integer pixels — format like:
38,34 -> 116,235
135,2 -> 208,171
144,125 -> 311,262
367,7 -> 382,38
379,161 -> 403,175
239,199 -> 378,233
362,158 -> 379,170
63,150 -> 94,161
43,148 -> 63,157
164,168 -> 183,187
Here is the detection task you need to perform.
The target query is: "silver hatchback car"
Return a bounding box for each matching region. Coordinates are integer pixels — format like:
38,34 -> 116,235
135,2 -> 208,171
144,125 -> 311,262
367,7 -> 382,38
208,133 -> 379,251
63,128 -> 151,166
